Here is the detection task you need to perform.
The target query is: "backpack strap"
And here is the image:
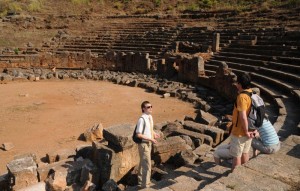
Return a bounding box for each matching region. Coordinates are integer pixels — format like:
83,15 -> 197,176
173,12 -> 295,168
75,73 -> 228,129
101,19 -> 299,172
135,117 -> 146,134
234,90 -> 253,128
140,117 -> 146,135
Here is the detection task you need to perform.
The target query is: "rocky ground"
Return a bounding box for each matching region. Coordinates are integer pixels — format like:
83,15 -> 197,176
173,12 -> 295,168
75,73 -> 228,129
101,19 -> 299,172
0,78 -> 197,174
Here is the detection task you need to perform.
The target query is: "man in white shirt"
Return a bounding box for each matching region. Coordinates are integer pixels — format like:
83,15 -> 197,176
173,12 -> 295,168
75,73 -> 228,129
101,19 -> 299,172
136,101 -> 160,189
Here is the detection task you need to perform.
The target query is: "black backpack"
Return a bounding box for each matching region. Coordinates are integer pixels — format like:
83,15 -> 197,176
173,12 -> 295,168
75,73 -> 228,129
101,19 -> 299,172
132,117 -> 146,144
235,91 -> 266,130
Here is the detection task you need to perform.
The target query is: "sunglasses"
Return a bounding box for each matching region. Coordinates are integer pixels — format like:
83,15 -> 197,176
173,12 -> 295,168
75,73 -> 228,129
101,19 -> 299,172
145,105 -> 152,109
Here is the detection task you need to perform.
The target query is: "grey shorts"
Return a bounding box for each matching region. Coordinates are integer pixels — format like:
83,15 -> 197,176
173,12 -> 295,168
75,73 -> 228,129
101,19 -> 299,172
252,138 -> 280,154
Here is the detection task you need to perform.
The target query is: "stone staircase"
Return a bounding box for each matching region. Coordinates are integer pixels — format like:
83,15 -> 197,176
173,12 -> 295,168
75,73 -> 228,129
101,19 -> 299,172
125,135 -> 300,191
205,28 -> 300,139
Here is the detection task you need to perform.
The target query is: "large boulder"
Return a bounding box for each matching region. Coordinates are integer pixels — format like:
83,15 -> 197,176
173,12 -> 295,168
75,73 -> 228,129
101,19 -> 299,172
93,140 -> 139,186
103,124 -> 135,151
6,156 -> 38,190
152,136 -> 189,163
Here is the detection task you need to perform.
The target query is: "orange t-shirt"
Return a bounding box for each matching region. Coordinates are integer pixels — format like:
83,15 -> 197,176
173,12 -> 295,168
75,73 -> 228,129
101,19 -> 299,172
231,89 -> 252,137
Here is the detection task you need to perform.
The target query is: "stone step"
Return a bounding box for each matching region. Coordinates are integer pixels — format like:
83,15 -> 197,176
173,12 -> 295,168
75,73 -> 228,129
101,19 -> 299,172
207,59 -> 300,88
203,135 -> 300,191
213,54 -> 300,74
170,128 -> 214,147
230,69 -> 300,138
223,46 -> 300,57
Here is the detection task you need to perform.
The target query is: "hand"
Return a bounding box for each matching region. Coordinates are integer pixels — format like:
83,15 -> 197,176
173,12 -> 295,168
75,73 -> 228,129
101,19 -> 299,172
246,132 -> 254,138
154,133 -> 160,139
151,139 -> 158,144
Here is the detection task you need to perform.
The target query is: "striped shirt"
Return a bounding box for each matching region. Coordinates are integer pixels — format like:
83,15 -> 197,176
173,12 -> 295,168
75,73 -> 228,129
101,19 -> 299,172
258,119 -> 279,146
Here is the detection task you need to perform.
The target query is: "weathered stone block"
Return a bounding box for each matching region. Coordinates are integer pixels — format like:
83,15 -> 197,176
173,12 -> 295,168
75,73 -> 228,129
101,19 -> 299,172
37,158 -> 73,182
93,141 -> 139,185
102,179 -> 121,191
173,150 -> 198,167
183,121 -> 224,145
57,149 -> 76,161
244,136 -> 300,184
218,166 -> 290,190
7,156 -> 38,190
193,144 -> 213,157
195,110 -> 218,126
84,123 -> 104,142
17,182 -> 46,191
2,142 -> 14,151
169,176 -> 200,191
171,129 -> 213,146
46,168 -> 68,191
153,136 -> 186,154
161,122 -> 183,137
103,124 -> 135,151
80,159 -> 98,185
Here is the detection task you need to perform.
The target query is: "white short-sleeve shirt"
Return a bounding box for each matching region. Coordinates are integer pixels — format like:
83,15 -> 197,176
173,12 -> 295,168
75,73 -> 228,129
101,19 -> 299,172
135,113 -> 152,139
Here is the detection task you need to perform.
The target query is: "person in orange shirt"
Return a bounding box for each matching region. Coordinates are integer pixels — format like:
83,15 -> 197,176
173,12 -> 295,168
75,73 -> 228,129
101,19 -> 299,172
214,73 -> 255,170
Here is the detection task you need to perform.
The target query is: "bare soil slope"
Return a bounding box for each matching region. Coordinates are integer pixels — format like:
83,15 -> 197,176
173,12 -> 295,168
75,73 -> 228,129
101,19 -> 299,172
0,80 -> 196,174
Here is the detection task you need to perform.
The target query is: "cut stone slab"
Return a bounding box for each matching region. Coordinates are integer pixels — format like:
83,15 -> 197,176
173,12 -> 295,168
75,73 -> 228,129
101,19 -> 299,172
168,176 -> 200,191
17,182 -> 46,191
46,168 -> 68,191
152,136 -> 186,154
201,180 -> 231,191
217,166 -> 291,191
84,123 -> 103,142
93,140 -> 139,185
173,150 -> 198,167
184,121 -> 224,145
171,128 -> 213,146
161,122 -> 183,137
37,158 -> 73,182
244,135 -> 300,184
152,136 -> 188,163
195,110 -> 218,126
103,123 -> 135,151
14,153 -> 37,163
193,144 -> 213,157
46,148 -> 75,164
2,142 -> 14,151
6,156 -> 38,190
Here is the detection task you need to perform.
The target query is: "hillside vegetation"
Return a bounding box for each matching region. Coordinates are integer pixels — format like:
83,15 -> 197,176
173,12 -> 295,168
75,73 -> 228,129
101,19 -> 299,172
1,0 -> 299,16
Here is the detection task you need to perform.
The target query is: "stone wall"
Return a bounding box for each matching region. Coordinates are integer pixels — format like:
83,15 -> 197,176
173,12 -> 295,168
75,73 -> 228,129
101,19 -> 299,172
0,51 -> 109,70
105,51 -> 152,73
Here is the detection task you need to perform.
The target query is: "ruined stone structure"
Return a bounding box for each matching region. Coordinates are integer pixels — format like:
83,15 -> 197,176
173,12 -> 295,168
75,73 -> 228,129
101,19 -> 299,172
0,8 -> 299,191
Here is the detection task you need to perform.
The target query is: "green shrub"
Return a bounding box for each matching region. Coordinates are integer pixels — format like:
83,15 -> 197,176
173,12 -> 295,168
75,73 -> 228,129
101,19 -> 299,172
14,48 -> 19,55
187,3 -> 200,11
28,0 -> 43,12
71,0 -> 90,5
113,2 -> 123,9
286,0 -> 300,7
154,0 -> 162,7
8,2 -> 23,13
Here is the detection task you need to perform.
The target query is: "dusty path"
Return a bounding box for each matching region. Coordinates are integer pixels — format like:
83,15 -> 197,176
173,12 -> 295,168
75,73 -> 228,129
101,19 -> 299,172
0,80 -> 196,174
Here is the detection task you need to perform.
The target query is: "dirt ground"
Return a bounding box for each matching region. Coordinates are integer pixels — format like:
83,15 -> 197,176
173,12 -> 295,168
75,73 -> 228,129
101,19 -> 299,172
0,80 -> 196,174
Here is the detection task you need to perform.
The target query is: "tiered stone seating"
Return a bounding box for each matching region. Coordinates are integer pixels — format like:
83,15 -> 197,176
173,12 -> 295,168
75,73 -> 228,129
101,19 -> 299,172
205,28 -> 300,138
50,18 -> 177,58
216,8 -> 300,30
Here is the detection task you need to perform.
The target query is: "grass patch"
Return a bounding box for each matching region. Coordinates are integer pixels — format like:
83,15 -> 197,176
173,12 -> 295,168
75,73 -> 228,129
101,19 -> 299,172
28,0 -> 43,12
286,0 -> 300,7
70,0 -> 90,5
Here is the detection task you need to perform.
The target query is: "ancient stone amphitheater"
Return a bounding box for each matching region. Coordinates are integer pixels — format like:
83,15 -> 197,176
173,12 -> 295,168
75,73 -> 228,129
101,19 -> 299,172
0,7 -> 299,191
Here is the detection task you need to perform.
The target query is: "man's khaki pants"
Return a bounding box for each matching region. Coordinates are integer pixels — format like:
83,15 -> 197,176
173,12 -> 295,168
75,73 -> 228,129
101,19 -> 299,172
138,142 -> 152,188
